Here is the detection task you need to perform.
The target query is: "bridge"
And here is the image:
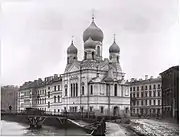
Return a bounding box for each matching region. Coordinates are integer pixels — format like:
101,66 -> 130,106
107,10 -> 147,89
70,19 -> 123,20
1,111 -> 108,136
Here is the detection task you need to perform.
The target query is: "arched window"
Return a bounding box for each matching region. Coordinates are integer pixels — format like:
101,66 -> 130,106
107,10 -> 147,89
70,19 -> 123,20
65,85 -> 67,96
67,57 -> 69,64
82,86 -> 84,95
54,96 -> 56,103
58,95 -> 60,102
90,85 -> 93,95
97,46 -> 100,56
114,84 -> 117,96
84,52 -> 87,60
76,83 -> 78,96
92,52 -> 94,60
71,84 -> 73,97
117,56 -> 119,62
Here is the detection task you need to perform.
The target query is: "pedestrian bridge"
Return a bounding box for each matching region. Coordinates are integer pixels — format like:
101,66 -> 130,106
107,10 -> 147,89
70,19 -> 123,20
1,111 -> 108,136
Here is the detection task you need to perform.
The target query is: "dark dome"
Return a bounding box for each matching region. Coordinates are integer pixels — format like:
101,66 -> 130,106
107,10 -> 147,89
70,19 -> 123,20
109,41 -> 120,53
67,41 -> 77,54
84,37 -> 96,49
83,21 -> 104,42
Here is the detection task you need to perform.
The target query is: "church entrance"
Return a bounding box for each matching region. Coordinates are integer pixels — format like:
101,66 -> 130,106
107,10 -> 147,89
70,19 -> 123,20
113,106 -> 119,116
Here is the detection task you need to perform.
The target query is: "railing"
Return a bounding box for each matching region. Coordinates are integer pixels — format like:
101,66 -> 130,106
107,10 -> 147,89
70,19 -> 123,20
1,110 -> 95,119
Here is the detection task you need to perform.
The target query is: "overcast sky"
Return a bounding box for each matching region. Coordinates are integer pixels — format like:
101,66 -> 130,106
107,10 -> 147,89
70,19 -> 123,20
1,0 -> 179,86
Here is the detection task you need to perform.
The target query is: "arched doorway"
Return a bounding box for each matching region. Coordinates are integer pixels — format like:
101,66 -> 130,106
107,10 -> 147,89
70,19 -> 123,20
113,106 -> 119,116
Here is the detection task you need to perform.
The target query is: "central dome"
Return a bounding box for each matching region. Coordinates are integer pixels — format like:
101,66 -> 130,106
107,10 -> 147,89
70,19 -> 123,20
83,20 -> 104,42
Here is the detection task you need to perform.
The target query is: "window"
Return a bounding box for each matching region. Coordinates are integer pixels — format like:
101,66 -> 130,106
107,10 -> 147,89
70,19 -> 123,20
141,86 -> 144,90
67,57 -> 69,64
71,84 -> 73,97
58,109 -> 60,113
48,102 -> 50,108
58,85 -> 60,91
82,86 -> 84,95
154,100 -> 156,105
158,84 -> 160,89
48,92 -> 50,98
158,100 -> 160,105
90,106 -> 93,112
145,85 -> 147,90
145,92 -> 147,97
153,84 -> 156,89
153,91 -> 156,97
80,107 -> 84,112
130,87 -> 132,91
100,107 -> 104,113
54,109 -> 56,113
76,83 -> 78,96
90,85 -> 93,95
145,100 -> 147,105
65,88 -> 67,96
141,92 -> 143,97
149,85 -> 151,90
137,92 -> 139,97
149,91 -> 152,97
54,96 -> 56,103
73,83 -> 75,97
141,100 -> 143,106
45,98 -> 46,104
137,86 -> 139,91
114,84 -> 117,96
137,100 -> 139,106
149,100 -> 151,105
48,87 -> 50,90
58,95 -> 60,102
54,86 -> 56,91
158,91 -> 161,97
84,52 -> 87,60
97,46 -> 100,56
133,87 -> 135,91
117,56 -> 119,62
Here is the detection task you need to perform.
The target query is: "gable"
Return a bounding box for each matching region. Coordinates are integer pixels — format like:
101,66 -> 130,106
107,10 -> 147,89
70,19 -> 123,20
67,63 -> 80,72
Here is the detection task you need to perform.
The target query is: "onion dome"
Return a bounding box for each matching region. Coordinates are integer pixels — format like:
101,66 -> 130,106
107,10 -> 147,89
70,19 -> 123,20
83,16 -> 104,42
109,35 -> 120,53
84,37 -> 96,49
67,40 -> 77,54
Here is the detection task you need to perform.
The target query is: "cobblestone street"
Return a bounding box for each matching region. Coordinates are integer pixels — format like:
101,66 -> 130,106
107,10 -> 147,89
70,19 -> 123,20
129,119 -> 179,136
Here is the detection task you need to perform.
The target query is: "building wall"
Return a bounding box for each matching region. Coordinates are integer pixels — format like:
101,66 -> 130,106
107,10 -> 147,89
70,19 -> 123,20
1,86 -> 18,112
160,66 -> 179,122
129,77 -> 162,117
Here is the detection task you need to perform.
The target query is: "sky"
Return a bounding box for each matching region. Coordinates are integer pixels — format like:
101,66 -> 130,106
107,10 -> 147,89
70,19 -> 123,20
1,0 -> 180,86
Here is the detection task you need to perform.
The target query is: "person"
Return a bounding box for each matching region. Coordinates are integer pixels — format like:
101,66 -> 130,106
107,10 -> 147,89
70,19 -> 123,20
9,106 -> 12,111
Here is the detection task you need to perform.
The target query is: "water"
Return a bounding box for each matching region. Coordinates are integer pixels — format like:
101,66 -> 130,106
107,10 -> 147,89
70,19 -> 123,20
0,120 -> 91,136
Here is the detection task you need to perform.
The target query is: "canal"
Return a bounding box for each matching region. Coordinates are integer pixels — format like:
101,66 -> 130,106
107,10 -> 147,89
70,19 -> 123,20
0,120 -> 91,136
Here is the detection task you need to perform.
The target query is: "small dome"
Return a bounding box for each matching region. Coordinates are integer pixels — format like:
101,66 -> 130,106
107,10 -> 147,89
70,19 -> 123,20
83,20 -> 104,42
109,41 -> 120,53
67,41 -> 77,54
84,37 -> 96,49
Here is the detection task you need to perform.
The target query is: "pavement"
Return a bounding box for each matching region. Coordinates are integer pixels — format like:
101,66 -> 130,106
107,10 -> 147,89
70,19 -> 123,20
130,119 -> 179,136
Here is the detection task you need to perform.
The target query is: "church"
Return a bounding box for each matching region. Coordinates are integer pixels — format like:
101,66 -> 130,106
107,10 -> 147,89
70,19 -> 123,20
62,15 -> 130,116
18,15 -> 130,117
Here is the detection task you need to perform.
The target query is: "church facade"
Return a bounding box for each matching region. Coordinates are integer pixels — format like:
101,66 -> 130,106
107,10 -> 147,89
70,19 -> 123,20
18,16 -> 130,117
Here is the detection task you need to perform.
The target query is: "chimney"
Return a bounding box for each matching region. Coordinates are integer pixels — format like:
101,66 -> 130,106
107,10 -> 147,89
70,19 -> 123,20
145,75 -> 148,80
150,76 -> 153,79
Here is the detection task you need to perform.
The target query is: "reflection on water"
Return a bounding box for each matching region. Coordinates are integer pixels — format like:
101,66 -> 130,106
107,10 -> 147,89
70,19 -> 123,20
0,120 -> 90,136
